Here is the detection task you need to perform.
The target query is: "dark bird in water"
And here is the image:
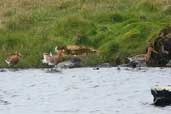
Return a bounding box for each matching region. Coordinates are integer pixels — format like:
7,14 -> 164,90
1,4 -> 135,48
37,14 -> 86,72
5,51 -> 21,66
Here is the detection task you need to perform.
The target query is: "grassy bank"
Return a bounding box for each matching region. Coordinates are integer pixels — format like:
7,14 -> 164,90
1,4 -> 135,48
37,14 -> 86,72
0,0 -> 171,68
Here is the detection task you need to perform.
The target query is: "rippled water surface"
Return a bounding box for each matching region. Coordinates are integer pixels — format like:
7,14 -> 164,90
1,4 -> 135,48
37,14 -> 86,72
0,67 -> 171,114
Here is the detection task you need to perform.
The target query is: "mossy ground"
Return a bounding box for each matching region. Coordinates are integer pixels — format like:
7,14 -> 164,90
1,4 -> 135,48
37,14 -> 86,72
0,0 -> 171,68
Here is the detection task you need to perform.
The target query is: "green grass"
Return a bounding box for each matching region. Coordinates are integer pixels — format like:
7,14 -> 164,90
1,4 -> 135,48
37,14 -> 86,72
0,0 -> 171,67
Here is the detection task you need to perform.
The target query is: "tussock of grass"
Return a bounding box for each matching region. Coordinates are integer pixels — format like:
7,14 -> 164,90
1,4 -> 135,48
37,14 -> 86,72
0,0 -> 171,67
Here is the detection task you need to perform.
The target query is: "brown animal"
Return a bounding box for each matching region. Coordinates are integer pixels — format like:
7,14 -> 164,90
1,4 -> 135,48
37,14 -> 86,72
5,51 -> 21,66
53,49 -> 65,64
144,47 -> 158,62
127,42 -> 158,64
59,45 -> 98,55
42,49 -> 65,66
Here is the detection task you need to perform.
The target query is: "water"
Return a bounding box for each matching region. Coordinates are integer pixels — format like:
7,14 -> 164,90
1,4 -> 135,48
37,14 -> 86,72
0,67 -> 171,114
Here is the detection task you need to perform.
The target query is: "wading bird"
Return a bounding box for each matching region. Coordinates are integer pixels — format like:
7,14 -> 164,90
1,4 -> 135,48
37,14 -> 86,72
144,46 -> 158,62
5,51 -> 21,66
42,48 -> 65,66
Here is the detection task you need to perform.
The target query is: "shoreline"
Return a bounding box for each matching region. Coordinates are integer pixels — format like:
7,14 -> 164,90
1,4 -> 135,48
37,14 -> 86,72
0,66 -> 170,70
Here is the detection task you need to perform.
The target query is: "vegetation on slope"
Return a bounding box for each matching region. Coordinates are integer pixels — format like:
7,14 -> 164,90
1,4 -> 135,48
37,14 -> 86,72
0,0 -> 171,67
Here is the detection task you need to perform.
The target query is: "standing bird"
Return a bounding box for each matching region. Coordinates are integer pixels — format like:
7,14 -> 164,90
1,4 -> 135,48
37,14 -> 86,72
144,46 -> 158,62
42,52 -> 54,65
53,49 -> 65,65
42,48 -> 65,66
126,46 -> 158,68
5,51 -> 21,66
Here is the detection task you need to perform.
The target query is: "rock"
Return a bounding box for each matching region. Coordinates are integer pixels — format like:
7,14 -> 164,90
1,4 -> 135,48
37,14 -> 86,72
70,57 -> 81,65
0,69 -> 6,72
55,57 -> 81,68
125,56 -> 147,68
93,67 -> 100,70
151,85 -> 171,106
129,61 -> 138,68
55,61 -> 74,68
150,26 -> 171,66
